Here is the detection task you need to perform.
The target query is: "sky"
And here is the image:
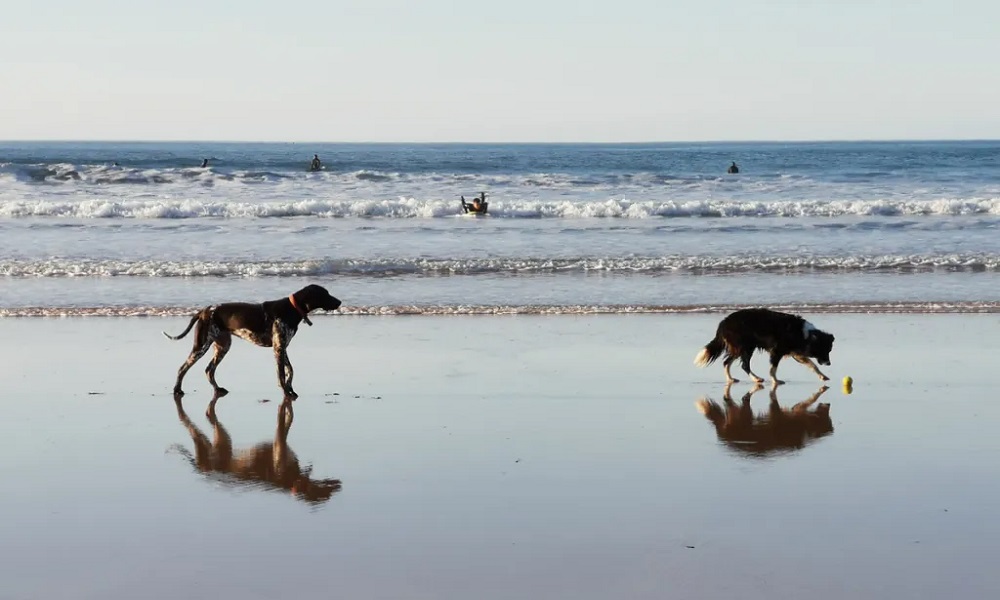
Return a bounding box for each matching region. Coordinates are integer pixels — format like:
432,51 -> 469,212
2,0 -> 999,142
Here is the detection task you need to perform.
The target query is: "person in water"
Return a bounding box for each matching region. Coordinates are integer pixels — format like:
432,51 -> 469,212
727,161 -> 739,174
310,154 -> 322,171
461,192 -> 488,214
201,158 -> 209,168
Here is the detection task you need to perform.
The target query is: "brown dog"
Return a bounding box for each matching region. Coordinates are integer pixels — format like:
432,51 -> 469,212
164,284 -> 341,398
172,395 -> 342,505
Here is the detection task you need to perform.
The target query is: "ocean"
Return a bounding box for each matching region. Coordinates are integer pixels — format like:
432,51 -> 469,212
2,140 -> 999,315
5,142 -> 1000,599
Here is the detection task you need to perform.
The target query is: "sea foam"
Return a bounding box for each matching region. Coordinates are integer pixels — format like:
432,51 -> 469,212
3,255 -> 1000,278
3,198 -> 1000,219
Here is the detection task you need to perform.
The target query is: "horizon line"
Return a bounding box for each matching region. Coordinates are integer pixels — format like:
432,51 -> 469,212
2,137 -> 999,145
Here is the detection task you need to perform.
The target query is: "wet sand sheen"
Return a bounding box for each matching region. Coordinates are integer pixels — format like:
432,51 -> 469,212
1,314 -> 998,599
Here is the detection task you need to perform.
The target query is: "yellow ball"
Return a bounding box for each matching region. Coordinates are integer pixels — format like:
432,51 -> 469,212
842,376 -> 853,394
843,376 -> 853,386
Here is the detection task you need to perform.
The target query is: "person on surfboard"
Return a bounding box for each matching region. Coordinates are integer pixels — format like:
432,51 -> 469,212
309,154 -> 322,171
461,192 -> 488,215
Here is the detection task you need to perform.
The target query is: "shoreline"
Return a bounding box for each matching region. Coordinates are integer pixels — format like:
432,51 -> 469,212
3,300 -> 1000,317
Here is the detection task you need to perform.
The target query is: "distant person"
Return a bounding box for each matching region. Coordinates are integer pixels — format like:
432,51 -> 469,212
201,158 -> 209,168
727,161 -> 739,174
309,154 -> 322,171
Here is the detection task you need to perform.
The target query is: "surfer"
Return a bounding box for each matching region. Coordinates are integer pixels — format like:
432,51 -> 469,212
309,154 -> 322,171
201,158 -> 209,168
727,161 -> 739,174
461,193 -> 488,215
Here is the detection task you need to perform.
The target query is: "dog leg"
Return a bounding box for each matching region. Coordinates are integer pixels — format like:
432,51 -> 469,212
282,354 -> 295,395
174,341 -> 212,396
768,353 -> 785,386
273,327 -> 297,399
205,334 -> 232,397
741,352 -> 765,384
723,356 -> 740,383
792,354 -> 830,381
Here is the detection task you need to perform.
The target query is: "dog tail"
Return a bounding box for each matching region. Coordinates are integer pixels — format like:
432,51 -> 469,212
162,313 -> 201,341
694,337 -> 725,367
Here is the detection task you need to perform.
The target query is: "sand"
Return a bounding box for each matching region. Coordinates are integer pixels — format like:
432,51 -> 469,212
1,314 -> 998,600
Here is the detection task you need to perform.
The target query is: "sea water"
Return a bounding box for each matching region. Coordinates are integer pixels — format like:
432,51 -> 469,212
2,140 -> 999,315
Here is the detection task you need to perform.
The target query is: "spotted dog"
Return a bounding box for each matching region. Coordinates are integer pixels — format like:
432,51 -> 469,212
164,284 -> 342,398
694,308 -> 835,385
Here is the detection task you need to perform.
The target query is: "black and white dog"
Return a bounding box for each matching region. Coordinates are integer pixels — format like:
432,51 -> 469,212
694,308 -> 835,385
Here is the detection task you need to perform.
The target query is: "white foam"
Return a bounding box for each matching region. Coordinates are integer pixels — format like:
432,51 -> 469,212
3,254 -> 1000,278
3,301 -> 999,318
3,197 -> 1000,220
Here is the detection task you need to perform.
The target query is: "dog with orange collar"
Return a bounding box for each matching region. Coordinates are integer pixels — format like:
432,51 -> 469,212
164,284 -> 342,399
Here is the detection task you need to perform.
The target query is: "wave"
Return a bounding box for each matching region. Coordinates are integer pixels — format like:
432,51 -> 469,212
3,198 -> 1000,219
4,255 -> 1000,278
0,161 -> 789,189
3,301 -> 999,318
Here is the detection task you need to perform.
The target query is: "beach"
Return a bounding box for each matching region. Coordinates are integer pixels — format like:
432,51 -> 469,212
2,313 -> 998,600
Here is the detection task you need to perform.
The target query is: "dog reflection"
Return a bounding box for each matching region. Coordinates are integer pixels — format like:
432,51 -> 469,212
696,383 -> 834,456
172,396 -> 342,505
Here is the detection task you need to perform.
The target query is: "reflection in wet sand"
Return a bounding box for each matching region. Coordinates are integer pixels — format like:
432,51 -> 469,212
696,383 -> 834,457
171,395 -> 342,505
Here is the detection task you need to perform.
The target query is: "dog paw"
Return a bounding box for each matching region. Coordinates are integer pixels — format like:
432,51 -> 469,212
820,375 -> 830,381
173,388 -> 185,397
284,390 -> 299,400
213,388 -> 229,398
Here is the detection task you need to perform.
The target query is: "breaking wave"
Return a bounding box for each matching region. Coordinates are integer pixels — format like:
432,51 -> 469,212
4,255 -> 1000,278
3,198 -> 1000,219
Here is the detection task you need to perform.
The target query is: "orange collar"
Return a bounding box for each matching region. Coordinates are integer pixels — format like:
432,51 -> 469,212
288,293 -> 312,325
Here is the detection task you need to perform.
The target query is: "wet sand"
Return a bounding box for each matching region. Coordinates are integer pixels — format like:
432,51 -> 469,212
1,314 -> 998,600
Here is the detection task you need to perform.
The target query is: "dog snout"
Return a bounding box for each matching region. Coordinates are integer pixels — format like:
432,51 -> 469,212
820,359 -> 831,366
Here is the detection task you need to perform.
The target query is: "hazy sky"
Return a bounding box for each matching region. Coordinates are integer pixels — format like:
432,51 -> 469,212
2,0 -> 998,142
